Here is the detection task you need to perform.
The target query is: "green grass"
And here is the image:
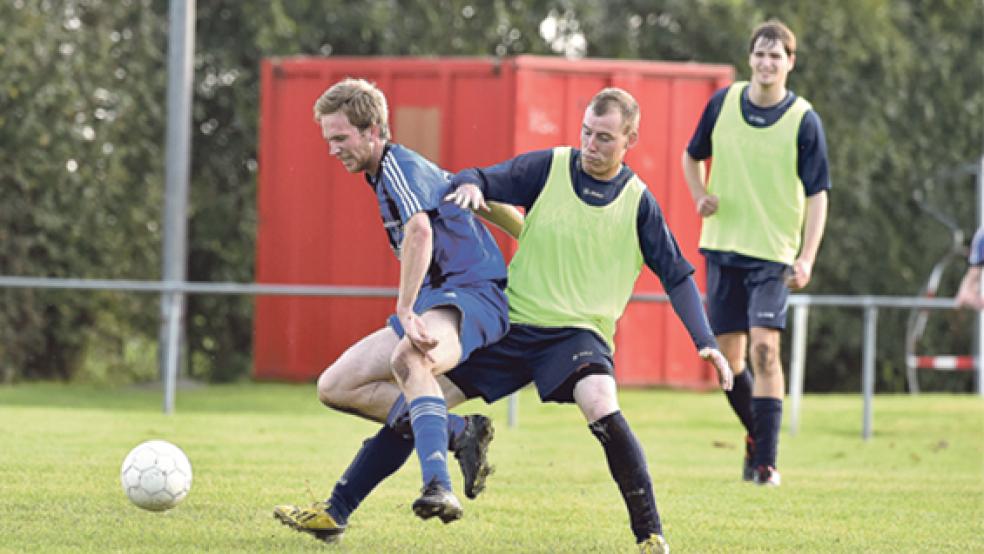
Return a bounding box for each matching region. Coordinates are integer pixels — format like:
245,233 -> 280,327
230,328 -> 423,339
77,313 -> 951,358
1,383 -> 982,553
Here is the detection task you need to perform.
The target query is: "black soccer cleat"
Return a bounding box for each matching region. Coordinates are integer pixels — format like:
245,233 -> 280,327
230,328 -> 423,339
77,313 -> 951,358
451,414 -> 495,499
412,480 -> 463,524
742,434 -> 755,482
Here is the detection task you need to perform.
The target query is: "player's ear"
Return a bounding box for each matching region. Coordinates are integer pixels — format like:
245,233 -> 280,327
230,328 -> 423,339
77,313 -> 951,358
626,130 -> 639,149
788,52 -> 796,72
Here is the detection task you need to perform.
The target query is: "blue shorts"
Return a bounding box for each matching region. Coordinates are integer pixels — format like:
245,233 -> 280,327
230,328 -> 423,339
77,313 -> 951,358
445,324 -> 614,404
387,280 -> 509,364
705,257 -> 790,334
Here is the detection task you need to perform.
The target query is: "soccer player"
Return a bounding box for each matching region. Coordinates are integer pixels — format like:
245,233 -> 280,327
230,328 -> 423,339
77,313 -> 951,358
681,19 -> 831,486
956,227 -> 984,309
273,78 -> 520,538
443,87 -> 734,554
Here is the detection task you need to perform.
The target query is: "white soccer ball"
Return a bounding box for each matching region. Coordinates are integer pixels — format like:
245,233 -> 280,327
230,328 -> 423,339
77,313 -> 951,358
120,440 -> 193,512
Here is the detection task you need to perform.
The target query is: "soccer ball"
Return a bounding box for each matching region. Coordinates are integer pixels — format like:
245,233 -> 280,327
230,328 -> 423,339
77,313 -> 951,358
120,440 -> 193,511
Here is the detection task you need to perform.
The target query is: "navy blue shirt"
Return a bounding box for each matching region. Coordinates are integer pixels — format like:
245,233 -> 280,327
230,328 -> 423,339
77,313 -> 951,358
687,84 -> 831,268
970,227 -> 984,266
686,84 -> 831,197
366,143 -> 507,288
451,148 -> 717,350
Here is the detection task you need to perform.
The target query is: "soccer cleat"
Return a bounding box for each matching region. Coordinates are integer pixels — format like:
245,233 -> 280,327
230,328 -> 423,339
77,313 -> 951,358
412,479 -> 463,523
451,414 -> 495,499
273,501 -> 346,543
754,465 -> 781,487
637,533 -> 670,553
742,435 -> 755,482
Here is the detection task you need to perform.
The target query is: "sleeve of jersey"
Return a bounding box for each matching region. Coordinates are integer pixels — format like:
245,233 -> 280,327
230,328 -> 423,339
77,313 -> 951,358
668,277 -> 717,351
379,155 -> 432,223
797,110 -> 832,197
449,149 -> 553,211
637,191 -> 695,290
685,86 -> 728,161
970,227 -> 984,266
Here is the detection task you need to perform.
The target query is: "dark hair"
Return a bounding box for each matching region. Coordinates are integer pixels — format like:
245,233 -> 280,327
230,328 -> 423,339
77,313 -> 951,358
749,19 -> 796,56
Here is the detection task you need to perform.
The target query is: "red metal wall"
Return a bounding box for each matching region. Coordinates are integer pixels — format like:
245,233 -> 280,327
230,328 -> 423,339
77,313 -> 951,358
255,55 -> 732,387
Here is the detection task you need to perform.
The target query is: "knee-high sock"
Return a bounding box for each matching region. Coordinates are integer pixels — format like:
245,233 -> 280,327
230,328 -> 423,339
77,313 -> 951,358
327,425 -> 414,525
388,394 -> 466,445
725,369 -> 755,436
752,397 -> 782,468
589,411 -> 662,542
409,396 -> 452,489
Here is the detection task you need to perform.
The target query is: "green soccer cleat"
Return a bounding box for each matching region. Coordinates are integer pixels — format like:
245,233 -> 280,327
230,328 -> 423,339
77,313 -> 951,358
273,501 -> 346,543
412,480 -> 463,523
452,414 -> 495,499
638,533 -> 670,554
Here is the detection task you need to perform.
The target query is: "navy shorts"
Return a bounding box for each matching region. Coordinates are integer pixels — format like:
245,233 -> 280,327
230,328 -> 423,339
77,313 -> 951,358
445,324 -> 614,404
387,280 -> 509,364
705,257 -> 790,334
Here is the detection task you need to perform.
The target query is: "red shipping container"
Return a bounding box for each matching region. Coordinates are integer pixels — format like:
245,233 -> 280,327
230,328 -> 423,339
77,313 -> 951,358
255,55 -> 733,388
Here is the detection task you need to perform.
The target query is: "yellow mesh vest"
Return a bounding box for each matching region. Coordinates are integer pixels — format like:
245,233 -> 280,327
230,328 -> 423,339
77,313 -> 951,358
506,147 -> 645,349
699,82 -> 811,264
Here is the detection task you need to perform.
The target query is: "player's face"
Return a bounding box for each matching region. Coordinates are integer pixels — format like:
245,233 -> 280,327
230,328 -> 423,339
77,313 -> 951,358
580,107 -> 637,181
748,37 -> 795,89
319,112 -> 377,174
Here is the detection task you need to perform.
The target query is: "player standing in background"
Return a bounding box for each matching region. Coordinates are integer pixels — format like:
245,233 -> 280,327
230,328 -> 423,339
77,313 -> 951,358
273,78 -> 520,539
445,87 -> 733,554
681,19 -> 831,486
956,227 -> 984,309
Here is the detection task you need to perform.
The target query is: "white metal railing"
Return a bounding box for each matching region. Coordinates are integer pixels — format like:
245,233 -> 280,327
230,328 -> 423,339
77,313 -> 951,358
0,276 -> 979,438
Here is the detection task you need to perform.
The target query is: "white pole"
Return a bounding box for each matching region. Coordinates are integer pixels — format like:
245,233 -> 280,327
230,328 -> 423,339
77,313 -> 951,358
788,303 -> 809,435
160,0 -> 196,414
507,391 -> 519,427
861,307 -> 878,440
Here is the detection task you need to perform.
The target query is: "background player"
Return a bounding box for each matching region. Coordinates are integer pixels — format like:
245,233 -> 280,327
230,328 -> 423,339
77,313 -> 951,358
681,19 -> 831,486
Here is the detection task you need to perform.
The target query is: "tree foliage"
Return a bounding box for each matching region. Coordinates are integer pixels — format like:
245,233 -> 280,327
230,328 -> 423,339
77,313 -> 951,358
1,0 -> 981,390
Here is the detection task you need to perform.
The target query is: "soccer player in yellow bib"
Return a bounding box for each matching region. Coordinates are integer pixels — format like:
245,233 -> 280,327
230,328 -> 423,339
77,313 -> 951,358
681,20 -> 831,487
446,87 -> 734,554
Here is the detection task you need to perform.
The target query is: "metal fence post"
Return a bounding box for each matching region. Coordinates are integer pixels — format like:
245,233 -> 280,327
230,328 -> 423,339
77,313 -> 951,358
788,303 -> 809,435
862,306 -> 878,440
507,391 -> 519,427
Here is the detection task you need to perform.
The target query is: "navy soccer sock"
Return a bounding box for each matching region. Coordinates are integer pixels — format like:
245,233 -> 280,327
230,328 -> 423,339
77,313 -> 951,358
409,396 -> 452,490
388,394 -> 467,447
751,397 -> 783,468
326,425 -> 414,525
726,369 -> 756,436
589,411 -> 663,542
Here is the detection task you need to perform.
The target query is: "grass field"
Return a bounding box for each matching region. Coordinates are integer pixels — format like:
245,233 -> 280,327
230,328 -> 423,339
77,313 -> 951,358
0,382 -> 981,553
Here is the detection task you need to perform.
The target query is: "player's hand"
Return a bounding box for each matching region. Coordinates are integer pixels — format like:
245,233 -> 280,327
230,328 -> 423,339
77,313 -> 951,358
699,347 -> 733,391
444,184 -> 488,212
785,259 -> 813,290
696,194 -> 719,217
400,311 -> 438,362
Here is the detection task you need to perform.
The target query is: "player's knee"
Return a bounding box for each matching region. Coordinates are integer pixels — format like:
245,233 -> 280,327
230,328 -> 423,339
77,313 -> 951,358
389,342 -> 416,384
316,365 -> 349,410
750,341 -> 779,375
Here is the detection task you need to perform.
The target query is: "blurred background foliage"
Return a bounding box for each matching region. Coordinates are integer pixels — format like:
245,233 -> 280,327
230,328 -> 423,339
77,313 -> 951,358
0,0 -> 981,390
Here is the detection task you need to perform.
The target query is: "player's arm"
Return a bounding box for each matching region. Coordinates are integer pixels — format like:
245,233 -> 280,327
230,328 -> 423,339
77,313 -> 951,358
681,151 -> 717,217
636,192 -> 732,390
787,191 -> 828,290
446,150 -> 552,211
681,89 -> 726,217
396,212 -> 438,355
956,266 -> 984,310
476,202 -> 524,239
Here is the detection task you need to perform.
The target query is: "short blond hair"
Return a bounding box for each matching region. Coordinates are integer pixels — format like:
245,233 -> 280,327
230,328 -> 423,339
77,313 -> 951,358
589,87 -> 640,135
313,78 -> 391,140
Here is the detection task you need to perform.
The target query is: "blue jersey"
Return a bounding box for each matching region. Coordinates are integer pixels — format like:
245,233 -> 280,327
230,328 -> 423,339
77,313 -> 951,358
366,143 -> 507,288
451,148 -> 717,350
970,227 -> 984,266
686,84 -> 831,198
